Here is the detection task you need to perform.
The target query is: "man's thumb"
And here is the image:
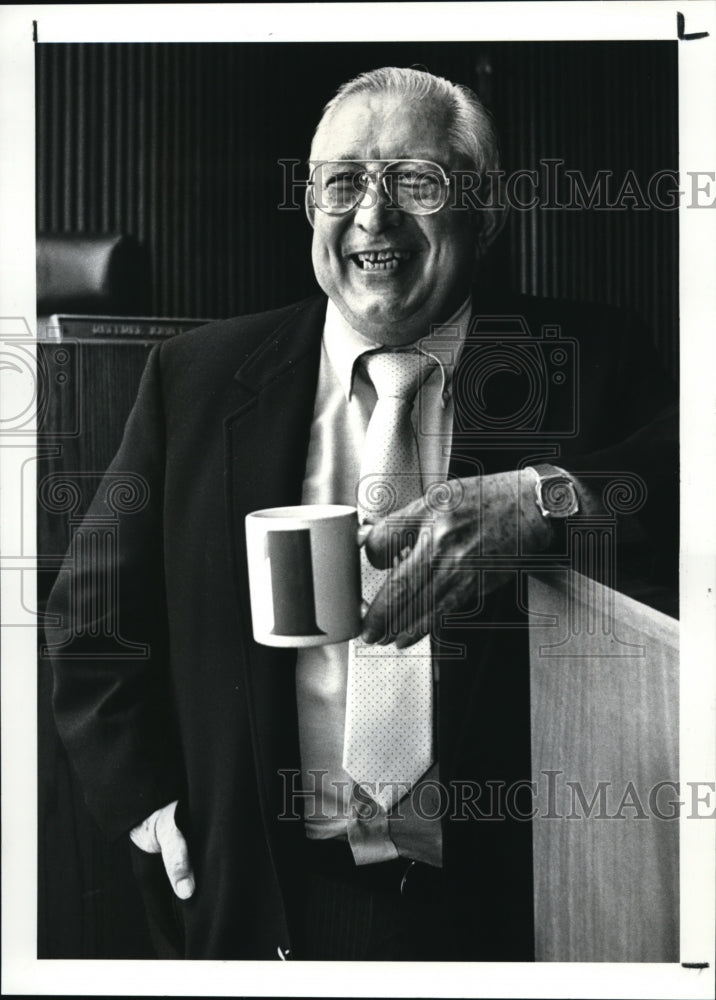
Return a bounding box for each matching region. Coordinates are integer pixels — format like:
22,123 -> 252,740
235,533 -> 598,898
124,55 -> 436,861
156,802 -> 195,900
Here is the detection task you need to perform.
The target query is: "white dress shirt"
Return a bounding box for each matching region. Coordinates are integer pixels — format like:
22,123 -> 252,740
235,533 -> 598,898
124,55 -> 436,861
296,296 -> 470,866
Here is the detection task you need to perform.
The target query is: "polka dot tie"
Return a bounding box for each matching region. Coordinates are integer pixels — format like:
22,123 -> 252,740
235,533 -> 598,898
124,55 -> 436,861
343,350 -> 435,813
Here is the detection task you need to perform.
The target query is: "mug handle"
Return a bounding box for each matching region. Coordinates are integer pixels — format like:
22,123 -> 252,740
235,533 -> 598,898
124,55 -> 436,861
356,524 -> 371,619
357,523 -> 372,547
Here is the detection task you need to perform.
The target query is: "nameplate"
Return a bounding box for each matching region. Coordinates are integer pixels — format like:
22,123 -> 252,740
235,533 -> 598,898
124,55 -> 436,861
47,314 -> 213,342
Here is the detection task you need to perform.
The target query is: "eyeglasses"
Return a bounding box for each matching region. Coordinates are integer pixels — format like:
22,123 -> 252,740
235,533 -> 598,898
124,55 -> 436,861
308,159 -> 452,216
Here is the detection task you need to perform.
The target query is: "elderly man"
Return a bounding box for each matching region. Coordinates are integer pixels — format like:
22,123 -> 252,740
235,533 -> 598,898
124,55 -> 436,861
48,67 -> 676,961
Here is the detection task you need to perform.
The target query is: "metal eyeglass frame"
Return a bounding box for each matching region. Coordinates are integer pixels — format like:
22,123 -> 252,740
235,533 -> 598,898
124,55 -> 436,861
306,159 -> 452,216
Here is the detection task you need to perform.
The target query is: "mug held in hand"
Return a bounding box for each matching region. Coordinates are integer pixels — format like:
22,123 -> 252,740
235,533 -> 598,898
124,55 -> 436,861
245,504 -> 362,647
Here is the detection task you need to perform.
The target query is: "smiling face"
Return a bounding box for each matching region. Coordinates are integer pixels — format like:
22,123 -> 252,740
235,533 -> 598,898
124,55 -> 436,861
308,92 -> 477,346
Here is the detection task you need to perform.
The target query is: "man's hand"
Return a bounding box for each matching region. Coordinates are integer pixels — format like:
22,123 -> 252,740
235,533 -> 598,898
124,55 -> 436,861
361,470 -> 554,648
129,800 -> 195,900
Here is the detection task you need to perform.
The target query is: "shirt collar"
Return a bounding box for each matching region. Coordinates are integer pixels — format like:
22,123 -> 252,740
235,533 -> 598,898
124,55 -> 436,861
323,296 -> 472,403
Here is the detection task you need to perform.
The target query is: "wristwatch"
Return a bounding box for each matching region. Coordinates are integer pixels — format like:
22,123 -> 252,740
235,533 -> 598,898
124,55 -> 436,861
527,464 -> 579,519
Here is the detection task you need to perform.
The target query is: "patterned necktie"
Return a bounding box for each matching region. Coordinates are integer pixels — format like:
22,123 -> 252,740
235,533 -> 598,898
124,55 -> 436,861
343,349 -> 435,813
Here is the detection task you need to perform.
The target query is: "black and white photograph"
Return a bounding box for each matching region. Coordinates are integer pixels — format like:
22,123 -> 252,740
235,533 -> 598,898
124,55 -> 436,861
1,3 -> 714,997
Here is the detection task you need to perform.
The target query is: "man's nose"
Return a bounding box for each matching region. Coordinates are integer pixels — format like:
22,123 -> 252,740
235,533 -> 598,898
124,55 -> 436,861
353,178 -> 400,233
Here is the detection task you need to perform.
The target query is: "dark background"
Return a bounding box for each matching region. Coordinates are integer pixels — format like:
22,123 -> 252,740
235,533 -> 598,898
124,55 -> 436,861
36,40 -> 679,958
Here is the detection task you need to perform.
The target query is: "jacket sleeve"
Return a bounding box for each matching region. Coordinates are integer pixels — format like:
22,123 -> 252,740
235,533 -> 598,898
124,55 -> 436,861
45,344 -> 184,840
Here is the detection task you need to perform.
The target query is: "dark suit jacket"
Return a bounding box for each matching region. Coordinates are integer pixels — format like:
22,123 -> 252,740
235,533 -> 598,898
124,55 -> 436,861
46,289 -> 677,960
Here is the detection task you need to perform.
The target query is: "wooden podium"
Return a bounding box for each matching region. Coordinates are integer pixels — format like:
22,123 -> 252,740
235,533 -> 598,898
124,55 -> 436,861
529,570 -> 679,962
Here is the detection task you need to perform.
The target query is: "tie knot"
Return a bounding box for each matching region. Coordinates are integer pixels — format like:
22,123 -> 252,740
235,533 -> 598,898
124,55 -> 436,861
362,350 -> 432,403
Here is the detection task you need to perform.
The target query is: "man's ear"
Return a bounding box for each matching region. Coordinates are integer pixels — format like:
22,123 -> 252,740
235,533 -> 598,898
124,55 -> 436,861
471,203 -> 508,258
305,185 -> 316,228
467,208 -> 487,262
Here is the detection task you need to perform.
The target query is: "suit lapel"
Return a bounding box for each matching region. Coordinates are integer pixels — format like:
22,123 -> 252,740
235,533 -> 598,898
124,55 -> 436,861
224,296 -> 325,851
227,296 -> 327,514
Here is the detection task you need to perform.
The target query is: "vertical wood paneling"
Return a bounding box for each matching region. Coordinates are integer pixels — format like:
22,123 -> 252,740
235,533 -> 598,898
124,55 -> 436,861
35,41 -> 678,372
492,42 -> 678,373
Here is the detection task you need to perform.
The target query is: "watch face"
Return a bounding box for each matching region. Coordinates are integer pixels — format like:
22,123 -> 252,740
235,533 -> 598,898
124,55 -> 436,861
538,475 -> 579,518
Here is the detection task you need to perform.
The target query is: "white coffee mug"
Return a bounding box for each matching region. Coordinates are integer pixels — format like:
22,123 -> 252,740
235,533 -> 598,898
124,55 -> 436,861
245,504 -> 362,647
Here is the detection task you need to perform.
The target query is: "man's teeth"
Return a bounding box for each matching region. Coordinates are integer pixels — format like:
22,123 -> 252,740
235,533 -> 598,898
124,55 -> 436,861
353,250 -> 412,271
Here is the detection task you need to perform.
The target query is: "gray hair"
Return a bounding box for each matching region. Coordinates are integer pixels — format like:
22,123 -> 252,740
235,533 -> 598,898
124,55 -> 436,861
309,66 -> 504,249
